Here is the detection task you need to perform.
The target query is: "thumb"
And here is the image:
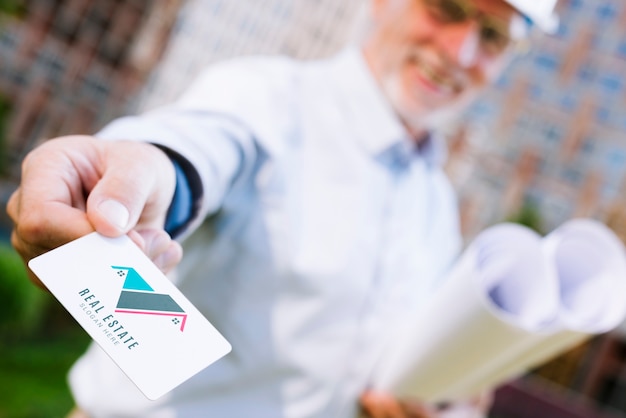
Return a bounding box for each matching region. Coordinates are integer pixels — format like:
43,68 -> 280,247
93,199 -> 131,234
86,141 -> 176,236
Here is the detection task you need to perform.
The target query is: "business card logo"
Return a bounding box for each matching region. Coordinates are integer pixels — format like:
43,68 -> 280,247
112,266 -> 187,331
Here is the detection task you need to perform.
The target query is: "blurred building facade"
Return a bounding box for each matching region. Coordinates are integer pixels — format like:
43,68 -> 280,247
3,0 -> 626,416
449,0 -> 626,242
131,0 -> 364,112
0,0 -> 181,176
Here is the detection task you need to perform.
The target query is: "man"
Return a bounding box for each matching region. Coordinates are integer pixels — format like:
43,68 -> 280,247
7,0 -> 558,417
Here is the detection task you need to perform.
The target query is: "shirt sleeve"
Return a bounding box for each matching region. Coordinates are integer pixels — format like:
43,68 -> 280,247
94,56 -> 294,239
95,108 -> 258,240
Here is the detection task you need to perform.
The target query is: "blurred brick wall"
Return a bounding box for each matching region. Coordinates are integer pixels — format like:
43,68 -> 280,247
0,0 -> 181,178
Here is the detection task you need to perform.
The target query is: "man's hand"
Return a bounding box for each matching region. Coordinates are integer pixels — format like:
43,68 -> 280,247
6,135 -> 182,280
360,390 -> 492,418
360,391 -> 435,418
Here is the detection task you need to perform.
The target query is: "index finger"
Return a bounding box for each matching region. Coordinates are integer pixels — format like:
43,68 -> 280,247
7,184 -> 95,259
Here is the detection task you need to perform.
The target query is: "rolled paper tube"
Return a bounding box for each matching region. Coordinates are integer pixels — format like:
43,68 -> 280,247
371,223 -> 560,403
445,219 -> 626,399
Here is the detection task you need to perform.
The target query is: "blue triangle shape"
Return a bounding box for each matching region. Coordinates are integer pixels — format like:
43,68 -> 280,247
112,266 -> 154,292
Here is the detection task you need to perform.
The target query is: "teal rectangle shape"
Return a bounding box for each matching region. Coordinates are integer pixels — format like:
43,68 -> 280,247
117,290 -> 185,313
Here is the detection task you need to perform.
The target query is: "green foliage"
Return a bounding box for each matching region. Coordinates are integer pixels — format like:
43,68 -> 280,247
0,244 -> 48,337
0,0 -> 24,16
0,329 -> 90,418
506,200 -> 545,235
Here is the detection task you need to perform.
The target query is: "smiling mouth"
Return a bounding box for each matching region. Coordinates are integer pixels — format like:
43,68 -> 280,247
412,58 -> 461,96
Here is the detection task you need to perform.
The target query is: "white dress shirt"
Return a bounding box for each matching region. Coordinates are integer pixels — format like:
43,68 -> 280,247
69,47 -> 462,418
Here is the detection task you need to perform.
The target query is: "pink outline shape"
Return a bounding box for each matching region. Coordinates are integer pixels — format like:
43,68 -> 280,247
115,309 -> 187,331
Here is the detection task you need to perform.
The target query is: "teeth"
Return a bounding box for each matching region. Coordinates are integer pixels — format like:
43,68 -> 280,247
420,62 -> 455,94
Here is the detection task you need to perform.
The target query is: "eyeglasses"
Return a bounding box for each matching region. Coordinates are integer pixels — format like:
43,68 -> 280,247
421,0 -> 530,57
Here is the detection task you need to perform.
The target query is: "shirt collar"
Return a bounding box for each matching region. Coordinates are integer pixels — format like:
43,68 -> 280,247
325,47 -> 446,169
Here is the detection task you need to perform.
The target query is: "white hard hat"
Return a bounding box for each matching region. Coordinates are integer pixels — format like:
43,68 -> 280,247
504,0 -> 559,33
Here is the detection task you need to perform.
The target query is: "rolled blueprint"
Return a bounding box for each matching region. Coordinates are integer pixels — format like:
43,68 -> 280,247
371,219 -> 626,403
545,219 -> 626,334
464,219 -> 626,396
371,223 -> 561,402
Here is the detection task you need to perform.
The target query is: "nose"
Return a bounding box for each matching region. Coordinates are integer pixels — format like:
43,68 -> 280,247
440,20 -> 481,68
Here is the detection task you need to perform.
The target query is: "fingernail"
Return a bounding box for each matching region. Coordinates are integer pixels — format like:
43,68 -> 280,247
98,200 -> 130,230
147,233 -> 170,258
154,246 -> 181,272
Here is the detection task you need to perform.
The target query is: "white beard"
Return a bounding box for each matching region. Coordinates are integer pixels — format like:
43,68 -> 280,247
380,71 -> 476,136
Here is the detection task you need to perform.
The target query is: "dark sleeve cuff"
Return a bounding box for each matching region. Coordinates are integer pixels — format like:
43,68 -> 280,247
154,145 -> 204,239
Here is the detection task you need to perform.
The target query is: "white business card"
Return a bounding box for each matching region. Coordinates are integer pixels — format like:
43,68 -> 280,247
28,232 -> 232,400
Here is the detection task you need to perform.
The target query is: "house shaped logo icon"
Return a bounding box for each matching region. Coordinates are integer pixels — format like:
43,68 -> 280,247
112,266 -> 187,331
